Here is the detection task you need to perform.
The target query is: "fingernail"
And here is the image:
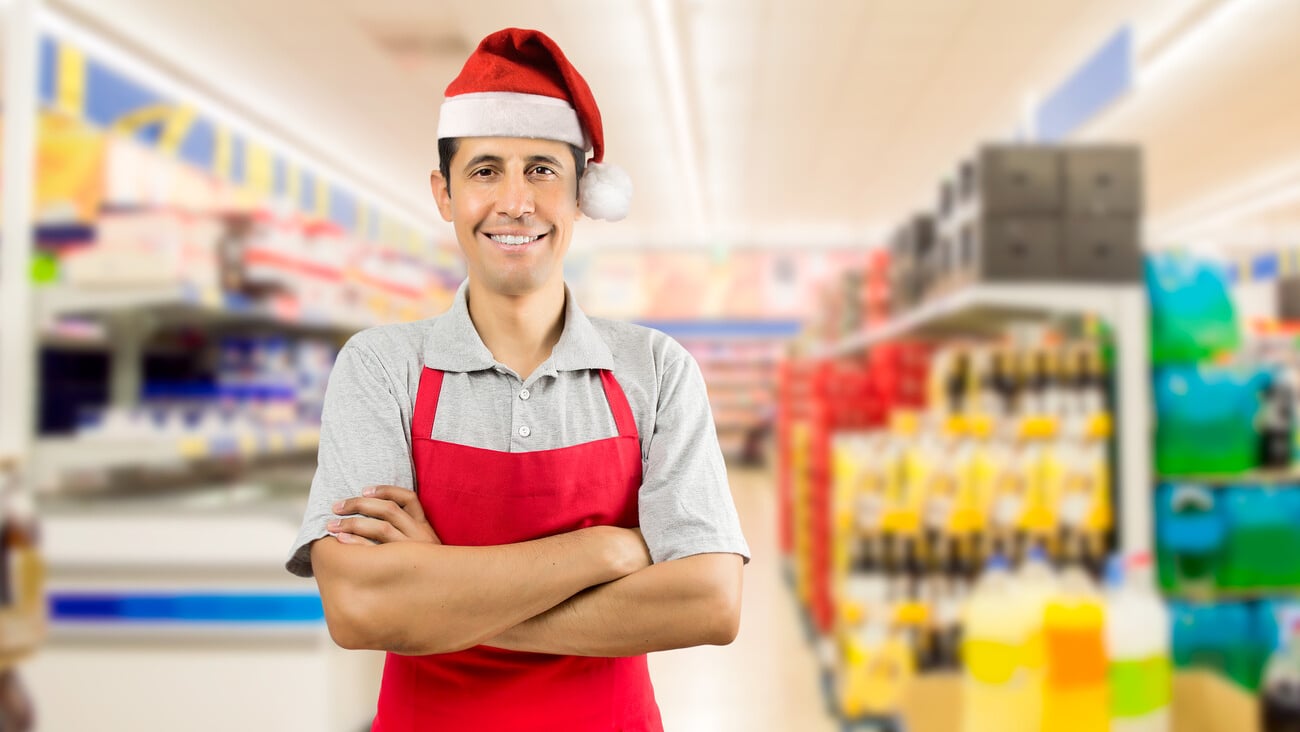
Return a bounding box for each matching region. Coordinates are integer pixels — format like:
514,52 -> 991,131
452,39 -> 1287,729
362,487 -> 376,496
327,519 -> 341,531
333,500 -> 346,512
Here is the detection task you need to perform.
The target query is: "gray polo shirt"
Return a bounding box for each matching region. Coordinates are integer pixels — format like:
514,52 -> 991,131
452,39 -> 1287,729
286,279 -> 750,577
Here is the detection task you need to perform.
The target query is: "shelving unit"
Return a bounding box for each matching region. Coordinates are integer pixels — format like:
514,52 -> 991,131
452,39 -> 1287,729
821,282 -> 1153,555
35,284 -> 373,337
641,320 -> 797,461
31,427 -> 321,489
783,280 -> 1153,730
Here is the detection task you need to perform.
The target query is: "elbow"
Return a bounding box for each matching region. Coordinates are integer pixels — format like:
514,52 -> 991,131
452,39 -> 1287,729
705,581 -> 742,646
321,587 -> 381,651
322,587 -> 469,655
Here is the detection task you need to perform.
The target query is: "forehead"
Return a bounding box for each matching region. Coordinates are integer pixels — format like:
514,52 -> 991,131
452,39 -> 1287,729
452,137 -> 573,166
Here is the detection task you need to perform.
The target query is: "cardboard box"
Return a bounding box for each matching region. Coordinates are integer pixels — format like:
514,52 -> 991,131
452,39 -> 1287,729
1063,145 -> 1142,216
968,145 -> 1064,215
897,670 -> 1259,732
1061,214 -> 1143,282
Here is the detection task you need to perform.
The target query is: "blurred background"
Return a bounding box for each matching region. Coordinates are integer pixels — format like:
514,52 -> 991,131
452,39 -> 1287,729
0,0 -> 1298,730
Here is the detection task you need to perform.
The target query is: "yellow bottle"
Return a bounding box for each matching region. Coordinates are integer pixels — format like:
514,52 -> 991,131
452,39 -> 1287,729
962,556 -> 1034,732
1042,567 -> 1109,732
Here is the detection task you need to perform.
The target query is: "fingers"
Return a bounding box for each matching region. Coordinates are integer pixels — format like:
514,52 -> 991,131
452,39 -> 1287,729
333,496 -> 422,538
358,486 -> 440,543
363,485 -> 427,521
334,532 -> 378,546
332,489 -> 440,544
329,516 -> 405,544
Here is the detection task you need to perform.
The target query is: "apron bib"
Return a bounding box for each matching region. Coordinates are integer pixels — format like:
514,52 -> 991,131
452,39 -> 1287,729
373,367 -> 662,732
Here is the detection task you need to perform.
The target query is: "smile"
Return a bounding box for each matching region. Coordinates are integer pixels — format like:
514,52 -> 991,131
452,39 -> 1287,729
487,233 -> 546,246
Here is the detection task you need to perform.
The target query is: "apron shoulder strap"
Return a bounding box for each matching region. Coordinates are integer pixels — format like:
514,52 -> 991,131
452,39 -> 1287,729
598,370 -> 639,439
412,367 -> 446,440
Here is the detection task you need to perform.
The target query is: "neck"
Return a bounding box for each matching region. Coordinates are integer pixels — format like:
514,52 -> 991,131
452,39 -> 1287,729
465,278 -> 566,380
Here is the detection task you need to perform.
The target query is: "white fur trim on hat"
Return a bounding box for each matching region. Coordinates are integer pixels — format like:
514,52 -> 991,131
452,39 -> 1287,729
437,92 -> 588,149
579,162 -> 632,222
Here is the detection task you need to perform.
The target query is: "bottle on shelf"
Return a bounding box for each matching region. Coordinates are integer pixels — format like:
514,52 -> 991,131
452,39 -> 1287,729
1261,641 -> 1300,732
962,554 -> 1034,732
1,483 -> 41,613
1042,564 -> 1108,732
1259,369 -> 1295,470
1017,546 -> 1059,732
1105,553 -> 1172,732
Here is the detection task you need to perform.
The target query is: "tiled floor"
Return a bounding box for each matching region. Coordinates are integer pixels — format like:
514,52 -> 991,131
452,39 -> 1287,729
648,464 -> 839,732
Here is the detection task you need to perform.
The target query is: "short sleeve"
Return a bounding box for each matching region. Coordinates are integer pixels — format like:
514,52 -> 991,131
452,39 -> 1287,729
637,348 -> 751,565
285,340 -> 416,577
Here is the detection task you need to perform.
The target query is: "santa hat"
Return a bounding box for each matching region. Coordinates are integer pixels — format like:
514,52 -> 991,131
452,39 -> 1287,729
437,28 -> 632,222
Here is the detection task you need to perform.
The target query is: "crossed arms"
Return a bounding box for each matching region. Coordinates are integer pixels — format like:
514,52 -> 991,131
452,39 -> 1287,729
311,486 -> 743,657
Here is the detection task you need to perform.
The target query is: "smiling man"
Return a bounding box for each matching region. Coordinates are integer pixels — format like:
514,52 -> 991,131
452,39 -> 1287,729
286,28 -> 750,732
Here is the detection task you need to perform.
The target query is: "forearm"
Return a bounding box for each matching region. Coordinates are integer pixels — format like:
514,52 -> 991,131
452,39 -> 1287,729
312,527 -> 636,655
484,552 -> 744,657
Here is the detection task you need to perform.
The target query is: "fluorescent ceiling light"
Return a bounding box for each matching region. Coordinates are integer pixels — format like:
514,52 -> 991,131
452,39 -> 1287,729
648,0 -> 706,235
1149,158 -> 1300,239
37,7 -> 433,232
1154,183 -> 1300,245
1137,0 -> 1275,90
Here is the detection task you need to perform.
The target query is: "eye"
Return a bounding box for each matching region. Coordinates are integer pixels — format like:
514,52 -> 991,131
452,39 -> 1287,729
530,165 -> 557,177
471,168 -> 495,178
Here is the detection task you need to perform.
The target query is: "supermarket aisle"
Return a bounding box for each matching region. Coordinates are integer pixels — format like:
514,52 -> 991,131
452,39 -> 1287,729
649,465 -> 837,732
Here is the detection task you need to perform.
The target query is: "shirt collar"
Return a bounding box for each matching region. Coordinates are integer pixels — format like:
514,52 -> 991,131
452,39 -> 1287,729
424,279 -> 614,374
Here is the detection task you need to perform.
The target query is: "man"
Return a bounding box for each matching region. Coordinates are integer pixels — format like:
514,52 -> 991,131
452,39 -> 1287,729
286,28 -> 750,731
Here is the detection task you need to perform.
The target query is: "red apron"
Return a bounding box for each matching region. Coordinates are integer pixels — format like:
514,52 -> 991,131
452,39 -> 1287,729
372,367 -> 663,732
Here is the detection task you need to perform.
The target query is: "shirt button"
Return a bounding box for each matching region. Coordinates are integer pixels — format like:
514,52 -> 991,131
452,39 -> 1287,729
519,389 -> 531,401
519,426 -> 531,438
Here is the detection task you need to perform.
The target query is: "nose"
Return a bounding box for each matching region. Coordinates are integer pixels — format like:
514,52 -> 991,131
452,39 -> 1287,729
497,170 -> 535,219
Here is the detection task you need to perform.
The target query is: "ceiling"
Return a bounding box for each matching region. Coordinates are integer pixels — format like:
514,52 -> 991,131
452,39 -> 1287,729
45,0 -> 1300,252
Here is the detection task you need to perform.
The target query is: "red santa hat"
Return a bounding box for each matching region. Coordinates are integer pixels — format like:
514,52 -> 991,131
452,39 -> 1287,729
437,28 -> 632,222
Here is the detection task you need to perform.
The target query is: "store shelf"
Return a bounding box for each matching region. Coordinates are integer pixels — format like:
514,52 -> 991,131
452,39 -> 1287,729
33,427 -> 320,487
820,283 -> 1142,357
36,283 -> 373,337
1165,587 -> 1300,602
1159,469 -> 1300,487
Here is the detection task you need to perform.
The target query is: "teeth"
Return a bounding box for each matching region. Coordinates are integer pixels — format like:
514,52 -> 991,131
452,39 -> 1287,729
489,234 -> 540,245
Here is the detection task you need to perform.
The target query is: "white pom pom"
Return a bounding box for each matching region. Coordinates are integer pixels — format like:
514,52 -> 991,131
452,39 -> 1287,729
579,162 -> 633,222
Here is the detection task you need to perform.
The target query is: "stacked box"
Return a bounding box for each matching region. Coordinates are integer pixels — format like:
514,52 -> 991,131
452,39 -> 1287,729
935,144 -> 1142,289
942,145 -> 1065,284
1061,146 -> 1143,281
890,215 -> 936,313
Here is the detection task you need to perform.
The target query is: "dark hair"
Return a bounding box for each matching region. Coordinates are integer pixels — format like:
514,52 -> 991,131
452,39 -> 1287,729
437,137 -> 586,197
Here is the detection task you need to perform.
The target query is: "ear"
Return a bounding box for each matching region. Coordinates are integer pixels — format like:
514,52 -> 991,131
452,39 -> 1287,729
430,171 -> 453,222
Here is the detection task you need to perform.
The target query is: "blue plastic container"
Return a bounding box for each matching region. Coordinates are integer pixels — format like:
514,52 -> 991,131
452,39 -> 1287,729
1156,483 -> 1225,592
1147,254 -> 1241,365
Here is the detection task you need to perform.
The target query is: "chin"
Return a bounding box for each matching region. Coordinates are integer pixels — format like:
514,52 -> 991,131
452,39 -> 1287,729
485,270 -> 553,297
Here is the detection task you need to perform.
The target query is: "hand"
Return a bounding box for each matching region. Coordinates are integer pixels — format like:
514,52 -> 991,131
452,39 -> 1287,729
329,485 -> 441,546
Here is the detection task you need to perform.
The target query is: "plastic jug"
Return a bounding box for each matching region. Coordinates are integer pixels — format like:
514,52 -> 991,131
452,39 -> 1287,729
1042,566 -> 1109,732
1155,484 -> 1225,593
1170,601 -> 1260,690
1154,366 -> 1267,476
1105,553 -> 1172,732
1220,486 -> 1300,590
1017,547 -> 1059,732
1146,253 -> 1240,365
962,556 -> 1035,732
